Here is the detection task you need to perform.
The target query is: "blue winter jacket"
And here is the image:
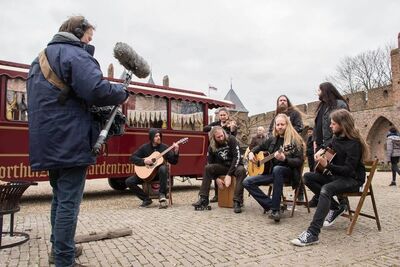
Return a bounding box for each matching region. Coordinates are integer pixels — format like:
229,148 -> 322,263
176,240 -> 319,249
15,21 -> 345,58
27,32 -> 128,171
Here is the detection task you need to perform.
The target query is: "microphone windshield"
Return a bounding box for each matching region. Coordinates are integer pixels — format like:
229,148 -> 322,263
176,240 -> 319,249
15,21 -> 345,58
113,42 -> 150,78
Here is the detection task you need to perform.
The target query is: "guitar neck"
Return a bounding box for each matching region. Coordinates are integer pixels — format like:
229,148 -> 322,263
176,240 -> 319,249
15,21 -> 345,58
156,145 -> 175,160
259,153 -> 276,164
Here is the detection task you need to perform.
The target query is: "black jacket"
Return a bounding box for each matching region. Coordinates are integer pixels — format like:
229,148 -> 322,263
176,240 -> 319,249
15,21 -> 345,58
326,135 -> 366,184
207,135 -> 242,176
130,129 -> 179,166
203,120 -> 237,136
313,99 -> 348,147
252,136 -> 304,189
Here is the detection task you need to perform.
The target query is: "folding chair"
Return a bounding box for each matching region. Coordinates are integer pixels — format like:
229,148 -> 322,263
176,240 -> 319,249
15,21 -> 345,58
268,164 -> 310,217
341,159 -> 381,235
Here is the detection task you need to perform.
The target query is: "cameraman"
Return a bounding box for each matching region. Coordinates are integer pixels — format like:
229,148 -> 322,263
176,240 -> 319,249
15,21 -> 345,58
27,16 -> 128,267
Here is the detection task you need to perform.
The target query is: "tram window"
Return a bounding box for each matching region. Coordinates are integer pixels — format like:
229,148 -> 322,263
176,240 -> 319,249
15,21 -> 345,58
126,94 -> 167,128
171,100 -> 203,131
6,78 -> 28,121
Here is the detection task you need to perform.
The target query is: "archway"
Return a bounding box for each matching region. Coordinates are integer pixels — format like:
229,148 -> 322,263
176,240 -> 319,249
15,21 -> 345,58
366,116 -> 395,161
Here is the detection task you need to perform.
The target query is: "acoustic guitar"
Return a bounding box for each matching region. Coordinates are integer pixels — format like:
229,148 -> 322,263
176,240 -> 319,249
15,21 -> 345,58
135,137 -> 188,181
247,144 -> 295,176
314,147 -> 336,174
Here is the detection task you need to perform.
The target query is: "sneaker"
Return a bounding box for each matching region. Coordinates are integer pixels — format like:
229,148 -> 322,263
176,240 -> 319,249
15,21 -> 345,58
291,230 -> 319,246
210,195 -> 218,203
49,245 -> 83,264
389,181 -> 396,186
139,199 -> 153,208
233,201 -> 242,214
308,196 -> 318,208
268,210 -> 281,222
159,195 -> 168,209
323,205 -> 346,227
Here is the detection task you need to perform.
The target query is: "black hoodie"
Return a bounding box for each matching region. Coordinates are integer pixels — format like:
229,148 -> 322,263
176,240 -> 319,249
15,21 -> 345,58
130,128 -> 179,166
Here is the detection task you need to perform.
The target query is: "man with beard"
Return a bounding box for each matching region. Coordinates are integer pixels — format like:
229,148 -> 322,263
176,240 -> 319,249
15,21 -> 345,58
192,126 -> 246,213
244,114 -> 305,222
291,109 -> 368,246
268,95 -> 303,137
126,128 -> 179,208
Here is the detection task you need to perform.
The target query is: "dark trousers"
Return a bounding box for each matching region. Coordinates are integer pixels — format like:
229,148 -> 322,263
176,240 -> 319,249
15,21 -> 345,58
303,172 -> 361,236
126,165 -> 168,200
307,154 -> 315,172
390,156 -> 400,181
243,165 -> 291,211
49,166 -> 87,267
199,164 -> 245,202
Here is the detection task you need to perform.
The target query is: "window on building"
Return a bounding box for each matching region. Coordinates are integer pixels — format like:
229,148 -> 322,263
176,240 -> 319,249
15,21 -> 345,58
126,94 -> 167,128
171,100 -> 203,131
6,78 -> 28,121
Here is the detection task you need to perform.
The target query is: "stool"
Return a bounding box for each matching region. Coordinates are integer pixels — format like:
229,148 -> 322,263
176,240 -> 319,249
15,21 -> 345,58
217,175 -> 237,208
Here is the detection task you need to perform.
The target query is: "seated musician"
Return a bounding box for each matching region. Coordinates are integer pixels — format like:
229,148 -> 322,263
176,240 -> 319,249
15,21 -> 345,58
203,107 -> 237,203
291,109 -> 367,246
126,128 -> 179,209
243,113 -> 304,222
192,126 -> 246,213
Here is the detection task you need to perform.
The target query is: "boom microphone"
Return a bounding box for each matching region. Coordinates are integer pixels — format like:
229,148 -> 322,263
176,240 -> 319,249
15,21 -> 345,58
113,42 -> 150,79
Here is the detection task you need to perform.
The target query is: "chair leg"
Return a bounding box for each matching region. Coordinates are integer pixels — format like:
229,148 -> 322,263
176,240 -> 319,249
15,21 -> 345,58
346,197 -> 352,220
267,186 -> 272,197
0,214 -> 3,247
369,186 -> 381,231
168,166 -> 173,206
302,183 -> 310,213
346,193 -> 368,235
10,213 -> 15,236
291,188 -> 298,217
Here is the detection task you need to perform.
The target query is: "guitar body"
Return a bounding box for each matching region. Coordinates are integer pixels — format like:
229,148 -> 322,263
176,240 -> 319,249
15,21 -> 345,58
314,147 -> 336,174
135,151 -> 165,181
248,152 -> 268,176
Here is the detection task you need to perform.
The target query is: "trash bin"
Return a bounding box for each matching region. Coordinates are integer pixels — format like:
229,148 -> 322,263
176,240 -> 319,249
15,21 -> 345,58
0,180 -> 36,249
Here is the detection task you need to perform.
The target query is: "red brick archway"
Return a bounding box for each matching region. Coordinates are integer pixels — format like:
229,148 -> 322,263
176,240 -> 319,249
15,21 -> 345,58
366,116 -> 395,161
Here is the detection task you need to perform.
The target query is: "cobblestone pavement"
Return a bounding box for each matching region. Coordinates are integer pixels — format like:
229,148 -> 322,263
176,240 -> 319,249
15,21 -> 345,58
1,170 -> 399,266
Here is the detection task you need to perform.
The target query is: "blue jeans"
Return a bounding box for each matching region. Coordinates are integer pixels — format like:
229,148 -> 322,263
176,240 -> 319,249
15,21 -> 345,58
243,165 -> 291,211
304,172 -> 361,236
49,166 -> 87,267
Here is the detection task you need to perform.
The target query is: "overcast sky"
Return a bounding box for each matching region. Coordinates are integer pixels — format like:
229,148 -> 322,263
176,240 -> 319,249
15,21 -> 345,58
1,0 -> 399,115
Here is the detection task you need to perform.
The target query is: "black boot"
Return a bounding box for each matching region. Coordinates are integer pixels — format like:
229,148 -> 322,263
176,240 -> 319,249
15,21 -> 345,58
193,195 -> 209,208
233,201 -> 242,213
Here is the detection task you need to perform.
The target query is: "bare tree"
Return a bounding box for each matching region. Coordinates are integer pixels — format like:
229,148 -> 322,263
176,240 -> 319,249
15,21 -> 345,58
327,44 -> 394,94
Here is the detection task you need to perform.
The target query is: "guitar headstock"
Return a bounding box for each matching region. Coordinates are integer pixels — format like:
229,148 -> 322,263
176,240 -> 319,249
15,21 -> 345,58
177,137 -> 189,145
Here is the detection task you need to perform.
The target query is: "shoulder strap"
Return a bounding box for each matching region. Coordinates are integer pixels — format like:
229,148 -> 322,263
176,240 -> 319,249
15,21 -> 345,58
38,49 -> 69,90
38,49 -> 71,105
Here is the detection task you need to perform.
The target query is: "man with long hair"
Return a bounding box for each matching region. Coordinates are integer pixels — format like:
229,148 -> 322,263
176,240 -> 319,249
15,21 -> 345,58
267,95 -> 303,136
203,107 -> 238,203
309,82 -> 349,207
244,114 -> 305,222
192,126 -> 246,213
291,109 -> 368,246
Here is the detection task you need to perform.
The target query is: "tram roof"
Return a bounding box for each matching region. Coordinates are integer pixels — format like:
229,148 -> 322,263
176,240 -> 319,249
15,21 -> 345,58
0,60 -> 234,109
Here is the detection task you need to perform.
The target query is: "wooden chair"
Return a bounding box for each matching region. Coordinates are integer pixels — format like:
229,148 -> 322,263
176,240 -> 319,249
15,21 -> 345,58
143,164 -> 173,206
268,164 -> 310,217
340,159 -> 381,235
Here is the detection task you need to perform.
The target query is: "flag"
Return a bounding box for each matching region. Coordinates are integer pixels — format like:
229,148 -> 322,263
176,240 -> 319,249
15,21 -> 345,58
209,85 -> 218,91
